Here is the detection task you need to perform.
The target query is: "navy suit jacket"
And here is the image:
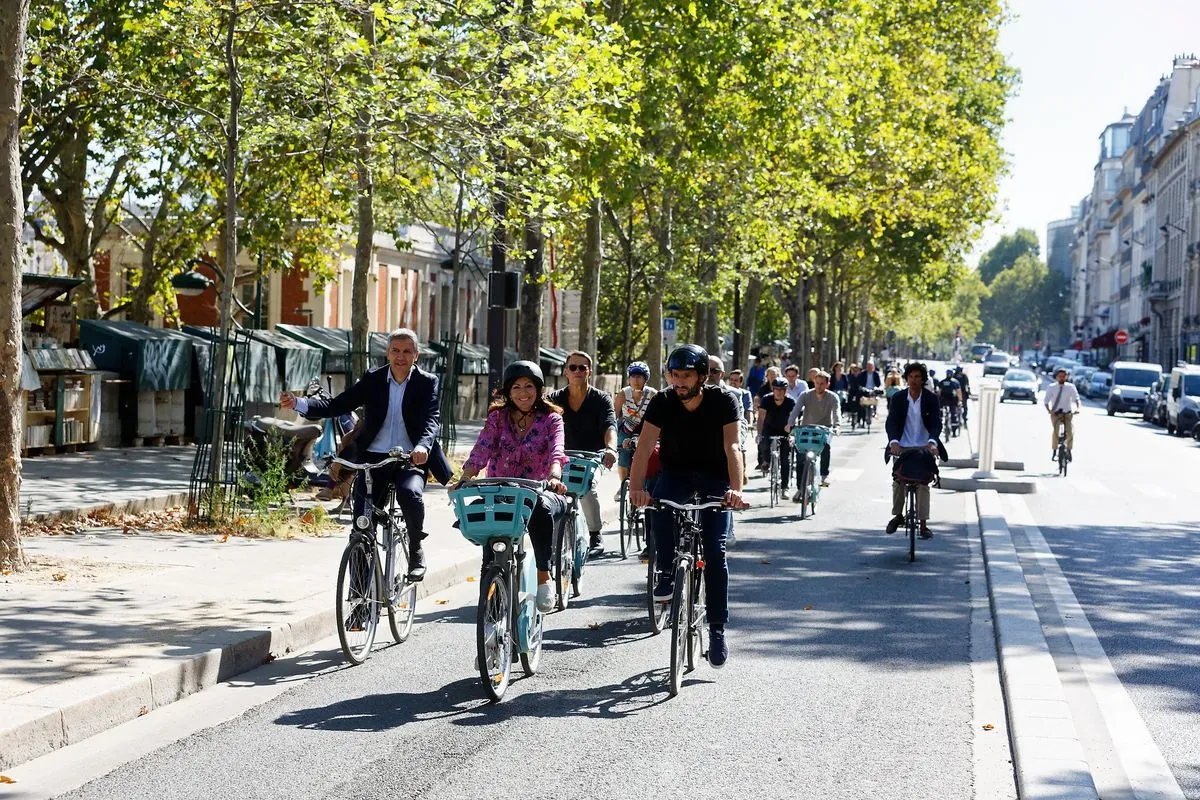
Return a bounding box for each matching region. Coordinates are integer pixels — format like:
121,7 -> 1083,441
304,365 -> 453,485
884,388 -> 948,461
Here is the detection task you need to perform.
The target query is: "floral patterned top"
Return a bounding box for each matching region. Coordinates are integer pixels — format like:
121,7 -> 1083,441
618,386 -> 658,434
462,407 -> 568,480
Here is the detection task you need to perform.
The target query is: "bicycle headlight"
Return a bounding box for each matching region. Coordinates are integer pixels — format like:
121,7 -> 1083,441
354,514 -> 372,530
491,541 -> 508,553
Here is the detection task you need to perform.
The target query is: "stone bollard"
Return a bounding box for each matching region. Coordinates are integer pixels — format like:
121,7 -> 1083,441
973,383 -> 1000,479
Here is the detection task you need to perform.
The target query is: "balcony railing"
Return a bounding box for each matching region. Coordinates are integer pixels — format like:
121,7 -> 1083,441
1145,280 -> 1170,300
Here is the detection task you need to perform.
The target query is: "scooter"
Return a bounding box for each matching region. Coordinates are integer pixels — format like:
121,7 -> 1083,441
242,378 -> 358,490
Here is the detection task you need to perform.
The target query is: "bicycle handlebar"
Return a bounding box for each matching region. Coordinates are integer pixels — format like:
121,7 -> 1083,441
451,477 -> 548,492
331,449 -> 412,472
654,497 -> 728,512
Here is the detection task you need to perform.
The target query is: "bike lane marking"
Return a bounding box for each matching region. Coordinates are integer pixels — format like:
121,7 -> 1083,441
1004,494 -> 1186,800
1132,484 -> 1172,499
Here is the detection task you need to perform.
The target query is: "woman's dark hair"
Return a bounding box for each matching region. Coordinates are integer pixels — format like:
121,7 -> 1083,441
831,361 -> 844,373
487,380 -> 562,416
902,361 -> 928,381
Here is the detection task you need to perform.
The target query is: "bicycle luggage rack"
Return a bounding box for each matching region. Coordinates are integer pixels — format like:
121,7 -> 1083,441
451,486 -> 539,546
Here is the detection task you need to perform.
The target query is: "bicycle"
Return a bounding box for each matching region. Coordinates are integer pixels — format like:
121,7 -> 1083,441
330,449 -> 418,665
858,390 -> 883,433
1052,411 -> 1075,476
555,449 -> 604,609
449,477 -> 548,702
791,425 -> 832,520
941,402 -> 961,441
617,437 -> 644,559
765,435 -> 786,508
651,496 -> 727,697
892,447 -> 938,563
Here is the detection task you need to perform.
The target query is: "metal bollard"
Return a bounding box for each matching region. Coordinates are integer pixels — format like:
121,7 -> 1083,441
973,383 -> 1000,479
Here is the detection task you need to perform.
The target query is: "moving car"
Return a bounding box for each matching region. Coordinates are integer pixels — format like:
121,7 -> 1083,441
983,352 -> 1010,376
970,343 -> 993,363
1087,370 -> 1111,400
1000,369 -> 1039,403
1165,364 -> 1200,436
1071,365 -> 1097,395
1106,361 -> 1163,416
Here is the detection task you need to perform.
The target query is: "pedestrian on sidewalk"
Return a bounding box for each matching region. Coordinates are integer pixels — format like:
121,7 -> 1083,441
547,351 -> 617,558
281,328 -> 451,580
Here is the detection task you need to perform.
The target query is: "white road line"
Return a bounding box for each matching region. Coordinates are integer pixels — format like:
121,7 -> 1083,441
1070,478 -> 1107,495
1005,496 -> 1186,800
1134,484 -> 1172,499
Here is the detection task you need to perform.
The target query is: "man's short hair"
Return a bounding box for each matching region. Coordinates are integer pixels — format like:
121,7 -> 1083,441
784,364 -> 799,375
728,369 -> 743,378
903,361 -> 928,381
708,356 -> 725,373
1055,367 -> 1069,376
814,369 -> 831,381
388,328 -> 420,349
566,350 -> 593,368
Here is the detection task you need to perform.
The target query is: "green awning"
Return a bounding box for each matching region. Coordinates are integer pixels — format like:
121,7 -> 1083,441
21,273 -> 81,316
248,329 -> 324,392
275,324 -> 354,375
79,320 -> 193,392
182,326 -> 283,403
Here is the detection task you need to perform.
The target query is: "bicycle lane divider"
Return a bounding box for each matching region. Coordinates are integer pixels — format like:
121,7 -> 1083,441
1003,494 -> 1186,800
0,474 -> 624,772
975,489 -> 1099,799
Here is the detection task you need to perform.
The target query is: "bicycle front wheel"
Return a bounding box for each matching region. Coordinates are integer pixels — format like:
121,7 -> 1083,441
799,460 -> 810,520
387,529 -> 417,644
336,537 -> 381,665
554,518 -> 572,611
477,564 -> 513,702
687,567 -> 707,671
668,562 -> 690,696
619,481 -> 629,558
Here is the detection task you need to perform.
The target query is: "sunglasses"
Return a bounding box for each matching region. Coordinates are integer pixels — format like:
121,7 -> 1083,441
567,364 -> 589,372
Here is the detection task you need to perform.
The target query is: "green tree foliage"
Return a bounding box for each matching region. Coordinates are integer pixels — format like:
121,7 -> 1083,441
978,228 -> 1040,285
981,252 -> 1067,347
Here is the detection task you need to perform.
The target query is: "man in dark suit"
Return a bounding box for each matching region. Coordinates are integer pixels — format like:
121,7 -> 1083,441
883,361 -> 946,539
280,328 -> 451,580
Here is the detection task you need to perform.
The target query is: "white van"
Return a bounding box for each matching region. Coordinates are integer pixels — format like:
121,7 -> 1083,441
1106,361 -> 1163,416
1165,363 -> 1200,436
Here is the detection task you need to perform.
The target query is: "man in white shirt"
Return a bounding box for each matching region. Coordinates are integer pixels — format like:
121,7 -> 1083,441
783,364 -> 806,402
883,362 -> 943,538
1044,367 -> 1081,460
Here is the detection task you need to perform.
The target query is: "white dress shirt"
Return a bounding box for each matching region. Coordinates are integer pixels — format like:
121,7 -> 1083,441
891,391 -> 936,448
1044,381 -> 1079,413
293,368 -> 417,454
786,380 -> 806,403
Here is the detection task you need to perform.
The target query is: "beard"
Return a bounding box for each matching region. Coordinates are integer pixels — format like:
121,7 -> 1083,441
675,382 -> 702,401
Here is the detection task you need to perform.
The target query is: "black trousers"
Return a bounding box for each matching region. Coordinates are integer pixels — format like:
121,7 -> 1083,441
350,453 -> 428,543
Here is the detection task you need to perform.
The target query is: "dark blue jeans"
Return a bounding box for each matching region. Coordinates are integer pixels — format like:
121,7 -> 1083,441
650,470 -> 732,626
351,454 -> 427,542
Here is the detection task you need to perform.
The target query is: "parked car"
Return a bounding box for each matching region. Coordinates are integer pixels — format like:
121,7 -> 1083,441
1106,361 -> 1163,416
983,352 -> 1010,376
1165,364 -> 1200,436
1000,369 -> 1039,403
1087,370 -> 1111,400
1041,356 -> 1069,376
1071,365 -> 1097,395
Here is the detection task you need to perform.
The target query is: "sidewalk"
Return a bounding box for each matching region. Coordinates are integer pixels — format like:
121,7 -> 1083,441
3,422 -> 620,769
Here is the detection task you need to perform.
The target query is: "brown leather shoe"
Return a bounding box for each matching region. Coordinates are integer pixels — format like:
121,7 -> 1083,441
885,515 -> 903,534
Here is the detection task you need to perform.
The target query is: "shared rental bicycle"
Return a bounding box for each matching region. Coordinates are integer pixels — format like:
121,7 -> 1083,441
1052,411 -> 1076,476
652,496 -> 727,697
331,449 -> 419,665
553,449 -> 604,609
791,424 -> 832,520
449,477 -> 548,702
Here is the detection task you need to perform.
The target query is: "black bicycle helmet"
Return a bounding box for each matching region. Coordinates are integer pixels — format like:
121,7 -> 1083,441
502,360 -> 544,392
666,344 -> 709,375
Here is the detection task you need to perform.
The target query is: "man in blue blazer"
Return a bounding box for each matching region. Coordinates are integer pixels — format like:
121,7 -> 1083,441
883,362 -> 947,539
281,328 -> 452,579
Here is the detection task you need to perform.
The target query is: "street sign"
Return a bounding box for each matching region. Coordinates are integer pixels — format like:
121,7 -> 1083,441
1115,329 -> 1129,345
663,317 -> 677,348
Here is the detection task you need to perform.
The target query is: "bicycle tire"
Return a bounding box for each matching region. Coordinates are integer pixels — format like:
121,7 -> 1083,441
646,528 -> 669,633
769,449 -> 779,508
907,489 -> 917,563
336,537 -> 380,665
477,564 -> 513,702
799,459 -> 810,520
554,513 -> 572,611
1058,446 -> 1068,477
632,508 -> 644,553
619,480 -> 628,557
519,594 -> 544,677
668,562 -> 690,697
387,524 -> 417,644
687,566 -> 707,671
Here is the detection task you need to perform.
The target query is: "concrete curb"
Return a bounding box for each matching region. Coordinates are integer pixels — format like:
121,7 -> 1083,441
975,490 -> 1099,799
1,486 -> 621,770
940,475 -> 1037,494
24,492 -> 191,525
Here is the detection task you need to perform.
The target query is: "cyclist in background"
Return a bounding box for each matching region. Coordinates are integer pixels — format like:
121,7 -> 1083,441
615,361 -> 657,494
757,377 -> 796,488
727,369 -> 755,425
629,344 -> 745,669
786,368 -> 840,495
953,365 -> 971,423
936,369 -> 962,430
1044,367 -> 1081,460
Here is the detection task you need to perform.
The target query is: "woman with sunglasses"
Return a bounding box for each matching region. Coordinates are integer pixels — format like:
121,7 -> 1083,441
615,361 -> 657,490
456,361 -> 569,612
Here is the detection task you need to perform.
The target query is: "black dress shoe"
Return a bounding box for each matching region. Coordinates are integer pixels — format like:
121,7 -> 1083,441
588,532 -> 604,558
407,543 -> 427,581
919,524 -> 933,539
885,515 -> 903,534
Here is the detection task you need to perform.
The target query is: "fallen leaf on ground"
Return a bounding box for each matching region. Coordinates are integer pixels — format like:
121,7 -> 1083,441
434,599 -> 448,605
138,706 -> 148,716
759,559 -> 770,564
263,654 -> 276,664
219,533 -> 229,543
52,572 -> 67,582
0,775 -> 15,784
982,723 -> 994,731
804,604 -> 813,610
466,576 -> 476,582
588,622 -> 601,630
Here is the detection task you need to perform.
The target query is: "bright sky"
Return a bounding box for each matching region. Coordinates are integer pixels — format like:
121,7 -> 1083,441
976,0 -> 1200,263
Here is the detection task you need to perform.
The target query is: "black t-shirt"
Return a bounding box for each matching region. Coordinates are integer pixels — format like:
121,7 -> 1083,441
644,385 -> 740,479
546,386 -> 617,451
759,395 -> 795,435
938,378 -> 960,401
956,373 -> 971,396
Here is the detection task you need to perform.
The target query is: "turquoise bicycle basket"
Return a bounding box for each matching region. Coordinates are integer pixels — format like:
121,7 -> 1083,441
791,425 -> 831,455
450,485 -> 539,546
563,454 -> 601,498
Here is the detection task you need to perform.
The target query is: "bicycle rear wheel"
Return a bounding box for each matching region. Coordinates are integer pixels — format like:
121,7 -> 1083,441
387,527 -> 417,644
336,537 -> 381,665
687,567 -> 707,671
907,488 -> 917,563
477,564 -> 513,702
646,528 -> 669,633
619,480 -> 629,557
554,516 -> 572,611
519,598 -> 544,677
1058,446 -> 1068,476
668,562 -> 690,697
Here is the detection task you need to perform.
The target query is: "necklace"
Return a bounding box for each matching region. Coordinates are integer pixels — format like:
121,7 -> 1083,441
513,409 -> 533,434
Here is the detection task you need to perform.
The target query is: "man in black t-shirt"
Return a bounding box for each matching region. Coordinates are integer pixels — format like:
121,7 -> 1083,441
629,344 -> 744,671
756,377 -> 796,489
936,371 -> 962,427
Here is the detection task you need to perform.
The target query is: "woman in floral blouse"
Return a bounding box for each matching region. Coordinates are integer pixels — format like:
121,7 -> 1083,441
458,360 -> 568,611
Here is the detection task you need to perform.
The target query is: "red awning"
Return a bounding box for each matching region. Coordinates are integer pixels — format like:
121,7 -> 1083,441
1091,330 -> 1117,348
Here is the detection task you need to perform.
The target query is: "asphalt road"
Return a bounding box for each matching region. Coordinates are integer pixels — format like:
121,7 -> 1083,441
991,370 -> 1200,797
54,419 -> 1002,800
